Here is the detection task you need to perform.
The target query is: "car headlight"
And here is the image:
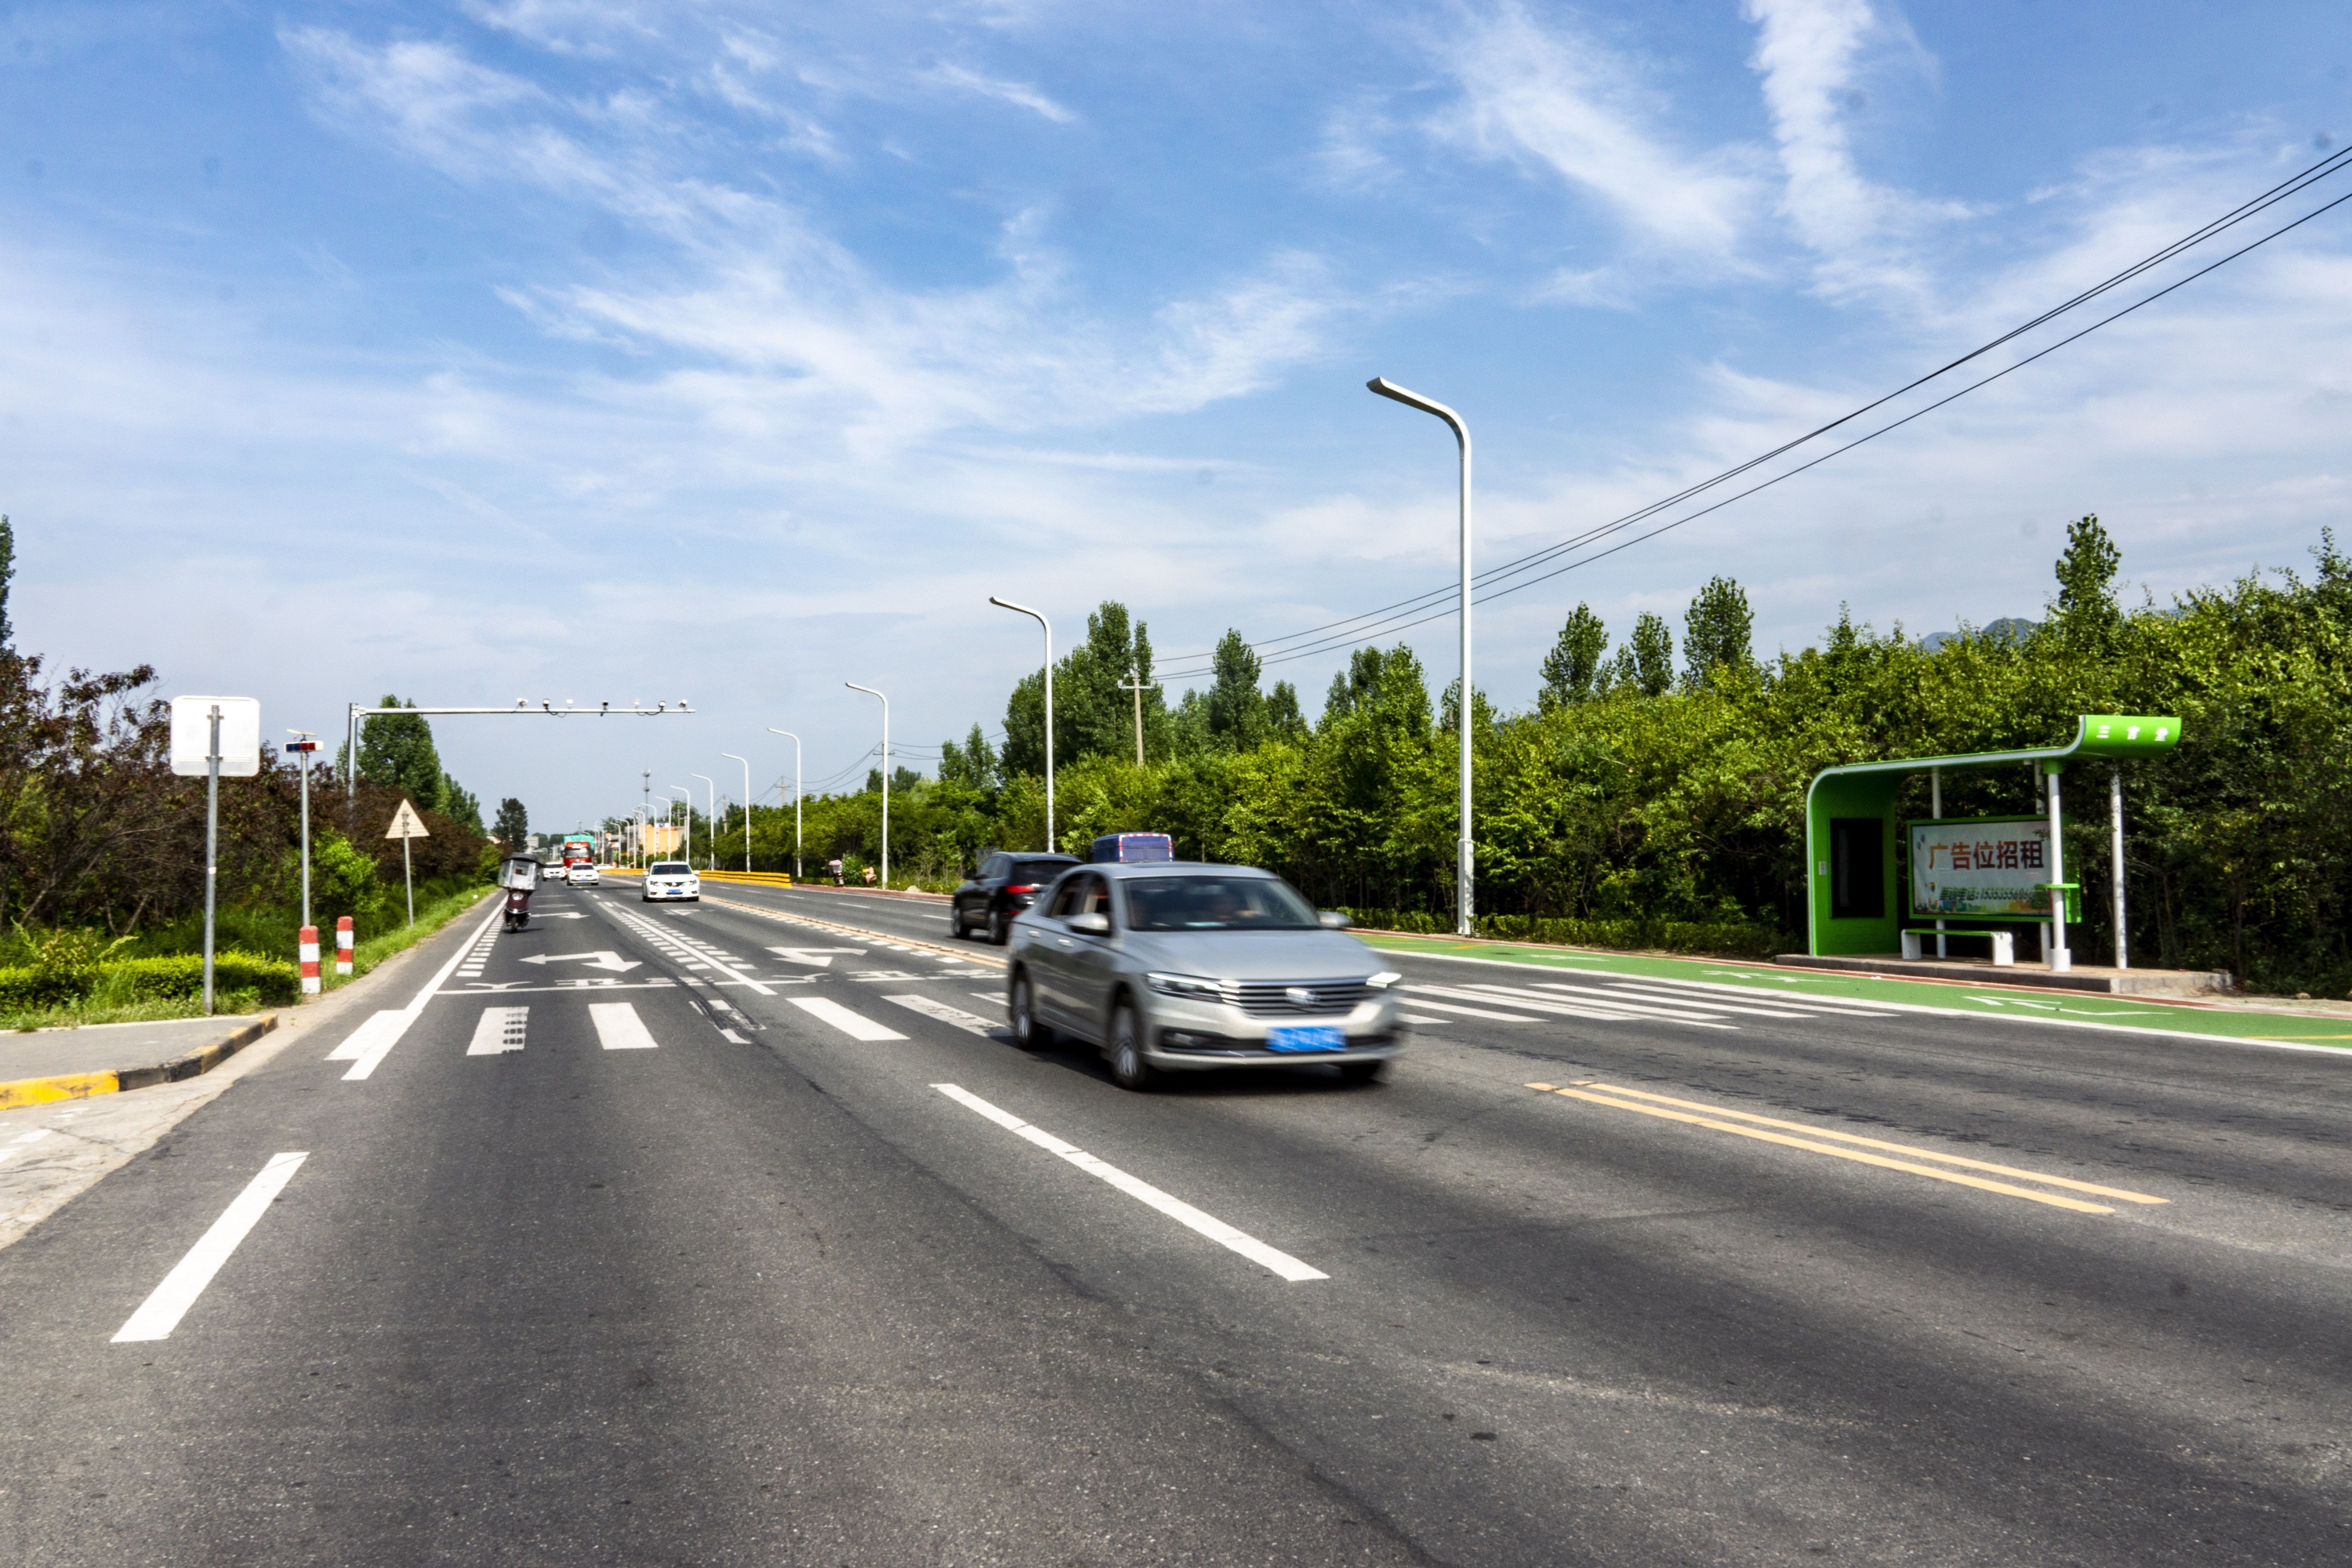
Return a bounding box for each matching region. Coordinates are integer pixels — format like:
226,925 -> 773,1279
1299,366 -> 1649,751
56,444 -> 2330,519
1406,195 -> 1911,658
1365,971 -> 1403,989
1145,971 -> 1225,1000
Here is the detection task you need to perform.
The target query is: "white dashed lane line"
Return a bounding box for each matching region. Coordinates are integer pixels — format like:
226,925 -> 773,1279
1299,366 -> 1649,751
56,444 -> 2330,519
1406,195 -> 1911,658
931,1084 -> 1327,1283
112,1152 -> 309,1344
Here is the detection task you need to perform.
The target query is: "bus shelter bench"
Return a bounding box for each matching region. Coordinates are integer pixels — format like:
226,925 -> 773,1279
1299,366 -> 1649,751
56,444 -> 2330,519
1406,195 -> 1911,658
1901,926 -> 2016,965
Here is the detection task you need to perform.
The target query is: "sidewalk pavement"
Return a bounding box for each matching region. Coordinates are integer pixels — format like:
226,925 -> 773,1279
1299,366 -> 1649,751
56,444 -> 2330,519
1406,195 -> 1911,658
1358,931 -> 2352,1053
0,1014 -> 280,1109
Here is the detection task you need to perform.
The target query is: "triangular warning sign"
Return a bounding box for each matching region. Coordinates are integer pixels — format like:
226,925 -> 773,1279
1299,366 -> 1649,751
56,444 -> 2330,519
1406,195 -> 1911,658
386,798 -> 430,840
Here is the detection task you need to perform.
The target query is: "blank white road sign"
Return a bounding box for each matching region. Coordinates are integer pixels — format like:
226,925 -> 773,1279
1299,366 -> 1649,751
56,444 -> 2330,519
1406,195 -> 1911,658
169,696 -> 261,777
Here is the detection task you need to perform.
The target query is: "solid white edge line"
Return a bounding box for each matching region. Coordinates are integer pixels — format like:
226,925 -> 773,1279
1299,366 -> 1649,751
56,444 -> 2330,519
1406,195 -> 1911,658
930,1083 -> 1327,1283
337,902 -> 506,1080
111,1151 -> 308,1343
1373,943 -> 2352,1056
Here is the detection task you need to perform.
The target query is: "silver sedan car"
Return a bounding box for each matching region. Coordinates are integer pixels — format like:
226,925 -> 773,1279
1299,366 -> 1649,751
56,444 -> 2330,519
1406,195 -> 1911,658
1005,862 -> 1406,1090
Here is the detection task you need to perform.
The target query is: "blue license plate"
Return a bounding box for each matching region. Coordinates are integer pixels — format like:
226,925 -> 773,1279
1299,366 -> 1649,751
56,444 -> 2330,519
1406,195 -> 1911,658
1266,1025 -> 1345,1053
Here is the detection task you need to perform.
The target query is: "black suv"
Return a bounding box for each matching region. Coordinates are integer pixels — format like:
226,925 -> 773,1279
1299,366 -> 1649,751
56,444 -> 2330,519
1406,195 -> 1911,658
952,852 -> 1080,944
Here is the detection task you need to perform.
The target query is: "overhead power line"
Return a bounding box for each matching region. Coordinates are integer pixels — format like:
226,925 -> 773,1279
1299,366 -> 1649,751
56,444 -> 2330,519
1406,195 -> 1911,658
1156,145 -> 2352,682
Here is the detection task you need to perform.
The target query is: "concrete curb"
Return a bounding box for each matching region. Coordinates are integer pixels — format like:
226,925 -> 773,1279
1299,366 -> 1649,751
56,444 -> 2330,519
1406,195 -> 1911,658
0,1014 -> 280,1110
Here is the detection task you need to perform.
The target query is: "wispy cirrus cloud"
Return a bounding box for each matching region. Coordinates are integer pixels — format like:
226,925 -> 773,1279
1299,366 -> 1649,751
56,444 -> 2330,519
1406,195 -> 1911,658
286,27 -> 1341,456
920,61 -> 1074,124
1427,2 -> 1766,272
1741,0 -> 1966,299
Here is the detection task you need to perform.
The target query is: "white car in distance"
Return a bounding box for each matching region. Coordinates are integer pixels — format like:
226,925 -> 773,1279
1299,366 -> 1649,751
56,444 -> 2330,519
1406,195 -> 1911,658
567,863 -> 601,887
642,862 -> 699,902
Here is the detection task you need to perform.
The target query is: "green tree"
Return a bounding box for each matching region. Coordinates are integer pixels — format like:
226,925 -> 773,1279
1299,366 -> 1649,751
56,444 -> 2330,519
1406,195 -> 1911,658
940,724 -> 998,791
444,782 -> 485,837
357,697 -> 446,811
2049,513 -> 2125,651
1204,629 -> 1269,750
1001,600 -> 1167,773
492,797 -> 529,851
1538,604 -> 1608,711
1265,680 -> 1307,742
1683,576 -> 1755,689
1623,612 -> 1674,697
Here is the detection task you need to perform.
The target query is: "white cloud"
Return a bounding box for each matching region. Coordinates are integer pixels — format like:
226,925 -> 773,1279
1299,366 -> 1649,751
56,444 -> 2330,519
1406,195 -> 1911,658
920,61 -> 1074,125
1428,2 -> 1763,268
1740,0 -> 1965,298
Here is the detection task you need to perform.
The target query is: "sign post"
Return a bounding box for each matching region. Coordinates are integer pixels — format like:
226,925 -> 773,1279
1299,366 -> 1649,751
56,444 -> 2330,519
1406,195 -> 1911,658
386,798 -> 430,927
287,734 -> 318,931
170,696 -> 261,1015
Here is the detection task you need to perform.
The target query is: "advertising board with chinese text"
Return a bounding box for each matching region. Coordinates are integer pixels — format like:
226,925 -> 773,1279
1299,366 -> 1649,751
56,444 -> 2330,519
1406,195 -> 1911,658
1909,816 -> 2055,918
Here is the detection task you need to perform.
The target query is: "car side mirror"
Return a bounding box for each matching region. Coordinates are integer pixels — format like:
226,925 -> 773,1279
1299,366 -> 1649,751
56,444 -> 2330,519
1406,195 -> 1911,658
1066,911 -> 1111,935
1317,910 -> 1350,930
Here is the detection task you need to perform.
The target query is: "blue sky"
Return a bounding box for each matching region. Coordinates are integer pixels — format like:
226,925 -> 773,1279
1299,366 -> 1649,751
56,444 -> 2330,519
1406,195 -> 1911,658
5,2 -> 2350,829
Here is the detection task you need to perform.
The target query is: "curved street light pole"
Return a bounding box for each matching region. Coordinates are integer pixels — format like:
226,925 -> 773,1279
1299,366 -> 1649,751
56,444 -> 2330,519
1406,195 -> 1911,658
989,596 -> 1054,853
720,753 -> 752,872
766,729 -> 803,880
1368,376 -> 1474,936
844,683 -> 890,887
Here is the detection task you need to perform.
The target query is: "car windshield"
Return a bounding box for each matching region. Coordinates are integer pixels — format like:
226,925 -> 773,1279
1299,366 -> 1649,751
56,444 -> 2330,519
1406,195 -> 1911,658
1011,859 -> 1072,884
650,863 -> 689,875
1123,876 -> 1318,931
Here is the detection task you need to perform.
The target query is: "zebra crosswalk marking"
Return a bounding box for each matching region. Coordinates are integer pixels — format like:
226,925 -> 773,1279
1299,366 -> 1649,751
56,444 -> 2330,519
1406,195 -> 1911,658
466,1006 -> 529,1055
589,1002 -> 659,1050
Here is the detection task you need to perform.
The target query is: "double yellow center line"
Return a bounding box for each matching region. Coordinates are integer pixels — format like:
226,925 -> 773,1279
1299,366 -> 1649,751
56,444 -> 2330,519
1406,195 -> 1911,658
1525,1081 -> 2167,1215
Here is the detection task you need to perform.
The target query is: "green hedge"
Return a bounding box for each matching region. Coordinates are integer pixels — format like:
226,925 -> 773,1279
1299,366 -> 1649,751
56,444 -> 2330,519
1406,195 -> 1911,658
1342,909 -> 1785,957
0,951 -> 301,1011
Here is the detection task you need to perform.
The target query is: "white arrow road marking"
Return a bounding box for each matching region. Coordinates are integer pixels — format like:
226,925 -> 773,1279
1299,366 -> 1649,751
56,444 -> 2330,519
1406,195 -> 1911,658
531,912 -> 590,920
788,996 -> 906,1041
884,995 -> 1004,1036
113,1152 -> 309,1342
518,950 -> 643,973
931,1084 -> 1327,1283
589,1002 -> 659,1050
766,946 -> 866,967
466,1006 -> 529,1055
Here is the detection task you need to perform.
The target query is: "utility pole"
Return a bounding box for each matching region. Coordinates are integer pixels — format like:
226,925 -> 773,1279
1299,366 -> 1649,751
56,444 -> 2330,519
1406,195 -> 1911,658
1117,663 -> 1154,767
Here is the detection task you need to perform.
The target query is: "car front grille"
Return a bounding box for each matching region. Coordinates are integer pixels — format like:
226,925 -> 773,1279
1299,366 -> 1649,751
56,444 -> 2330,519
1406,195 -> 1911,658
1221,979 -> 1370,1018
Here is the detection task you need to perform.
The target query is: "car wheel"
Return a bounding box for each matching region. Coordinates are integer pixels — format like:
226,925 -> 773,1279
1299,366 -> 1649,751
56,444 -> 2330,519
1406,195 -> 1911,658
1009,971 -> 1052,1051
987,909 -> 1009,946
1108,1001 -> 1156,1092
1338,1060 -> 1388,1086
949,907 -> 969,939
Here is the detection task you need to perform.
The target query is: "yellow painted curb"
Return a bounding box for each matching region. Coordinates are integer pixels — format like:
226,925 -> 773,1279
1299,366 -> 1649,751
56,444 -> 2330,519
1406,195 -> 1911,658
0,1069 -> 120,1110
0,1014 -> 278,1111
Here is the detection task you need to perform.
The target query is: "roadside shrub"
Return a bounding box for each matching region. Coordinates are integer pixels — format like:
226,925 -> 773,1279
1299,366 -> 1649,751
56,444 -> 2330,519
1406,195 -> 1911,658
0,949 -> 299,1011
1341,907 -> 1784,957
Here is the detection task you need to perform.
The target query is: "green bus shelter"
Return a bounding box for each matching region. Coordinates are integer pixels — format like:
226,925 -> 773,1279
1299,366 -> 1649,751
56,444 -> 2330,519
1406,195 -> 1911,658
1804,714 -> 2180,969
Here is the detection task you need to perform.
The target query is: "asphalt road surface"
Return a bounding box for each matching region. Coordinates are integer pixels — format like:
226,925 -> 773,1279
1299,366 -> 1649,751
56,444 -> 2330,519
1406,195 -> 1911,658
2,876 -> 2347,1566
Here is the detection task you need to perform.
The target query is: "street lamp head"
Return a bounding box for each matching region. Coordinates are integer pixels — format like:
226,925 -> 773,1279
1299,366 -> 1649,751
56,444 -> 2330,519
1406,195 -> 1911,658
1367,376 -> 1466,444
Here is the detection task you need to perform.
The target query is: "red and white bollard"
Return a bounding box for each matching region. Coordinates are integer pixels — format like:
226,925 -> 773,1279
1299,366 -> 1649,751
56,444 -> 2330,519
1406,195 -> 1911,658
299,925 -> 321,996
335,916 -> 354,977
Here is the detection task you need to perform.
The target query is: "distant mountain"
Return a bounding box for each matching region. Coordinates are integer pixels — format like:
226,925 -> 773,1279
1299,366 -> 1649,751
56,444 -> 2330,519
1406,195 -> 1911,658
1918,617 -> 2040,653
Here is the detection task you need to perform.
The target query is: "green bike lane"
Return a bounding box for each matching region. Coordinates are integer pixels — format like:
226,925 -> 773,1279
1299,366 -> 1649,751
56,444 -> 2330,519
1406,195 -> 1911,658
1356,933 -> 2352,1052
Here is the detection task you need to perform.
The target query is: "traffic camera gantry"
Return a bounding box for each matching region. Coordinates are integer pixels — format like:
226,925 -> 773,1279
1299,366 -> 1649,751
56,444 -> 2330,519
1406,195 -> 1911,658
343,699 -> 694,804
